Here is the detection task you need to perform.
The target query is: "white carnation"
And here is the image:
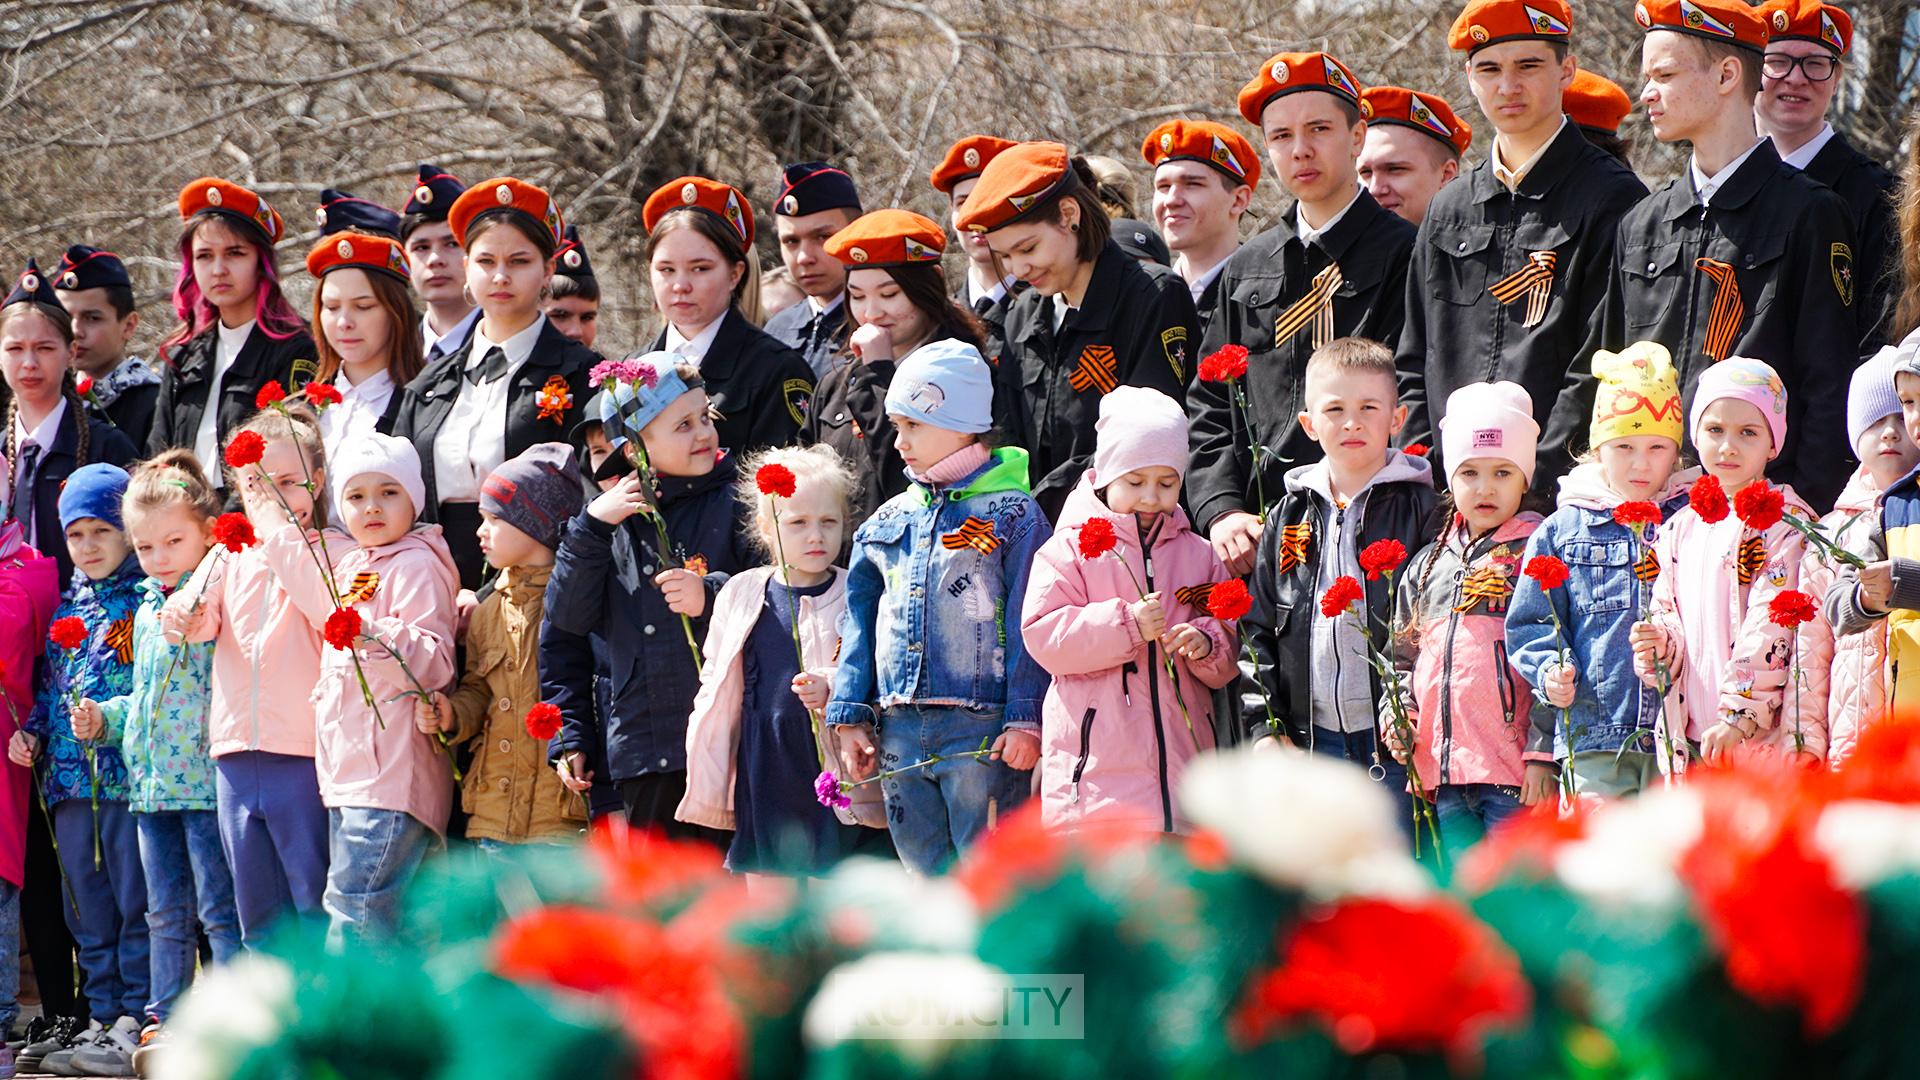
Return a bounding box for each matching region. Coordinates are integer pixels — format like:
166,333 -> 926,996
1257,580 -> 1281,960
817,856 -> 980,952
152,952 -> 296,1080
1814,800 -> 1920,889
802,951 -> 1009,1063
1553,785 -> 1702,909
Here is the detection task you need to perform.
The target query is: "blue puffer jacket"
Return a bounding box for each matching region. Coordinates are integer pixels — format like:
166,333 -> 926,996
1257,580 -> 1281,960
546,456 -> 753,782
827,448 -> 1053,732
1506,464 -> 1692,760
29,555 -> 141,806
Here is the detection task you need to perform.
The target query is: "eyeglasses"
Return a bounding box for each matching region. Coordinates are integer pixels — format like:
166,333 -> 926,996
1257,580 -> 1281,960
1762,53 -> 1838,82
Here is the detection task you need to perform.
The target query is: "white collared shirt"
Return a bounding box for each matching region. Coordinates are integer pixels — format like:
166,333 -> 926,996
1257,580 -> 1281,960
432,315 -> 546,503
1295,185 -> 1363,250
809,292 -> 845,318
13,397 -> 67,538
193,320 -> 256,490
1778,123 -> 1836,171
967,276 -> 1012,309
318,368 -> 396,464
665,316 -> 725,363
422,307 -> 480,362
1491,117 -> 1568,192
1183,256 -> 1231,305
1690,140 -> 1766,206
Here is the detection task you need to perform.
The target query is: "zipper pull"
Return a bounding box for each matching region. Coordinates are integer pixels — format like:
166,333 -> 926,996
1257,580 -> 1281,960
1122,661 -> 1136,705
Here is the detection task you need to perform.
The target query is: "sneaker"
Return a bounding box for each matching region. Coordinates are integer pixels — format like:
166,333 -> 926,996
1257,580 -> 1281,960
68,1014 -> 141,1077
131,1022 -> 165,1079
39,1017 -> 103,1077
17,1014 -> 81,1072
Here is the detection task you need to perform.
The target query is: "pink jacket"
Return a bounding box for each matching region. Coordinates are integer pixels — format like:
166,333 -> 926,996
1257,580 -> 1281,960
0,528 -> 59,887
1796,468 -> 1882,770
676,566 -> 883,832
171,536 -> 334,759
1390,514 -> 1541,789
1022,475 -> 1237,833
268,524 -> 458,835
1648,484 -> 1816,771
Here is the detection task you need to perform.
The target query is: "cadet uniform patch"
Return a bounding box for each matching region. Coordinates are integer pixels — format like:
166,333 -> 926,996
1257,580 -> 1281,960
783,377 -> 813,426
1161,327 -> 1188,381
1831,242 -> 1854,305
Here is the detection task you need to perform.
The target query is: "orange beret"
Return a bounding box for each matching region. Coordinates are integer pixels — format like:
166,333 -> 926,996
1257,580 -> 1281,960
448,177 -> 564,250
1563,69 -> 1633,134
1358,87 -> 1473,156
1447,0 -> 1571,52
1634,0 -> 1769,52
641,176 -> 755,248
950,142 -> 1074,235
825,209 -> 946,268
1140,119 -> 1261,189
1758,0 -> 1850,54
930,135 -> 1019,194
1236,52 -> 1363,127
178,178 -> 285,245
306,230 -> 411,283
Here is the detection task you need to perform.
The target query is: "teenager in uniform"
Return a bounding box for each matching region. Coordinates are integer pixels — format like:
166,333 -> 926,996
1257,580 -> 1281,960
806,208 -> 987,523
1564,68 -> 1636,166
763,162 -> 862,380
932,135 -> 1021,374
1396,0 -> 1646,490
954,141 -> 1198,521
148,179 -> 316,479
305,223 -> 423,462
388,177 -> 597,589
400,164 -> 480,364
1602,0 -> 1858,509
1756,0 -> 1897,352
640,175 -> 815,456
545,225 -> 600,350
52,246 -> 160,448
1142,119 -> 1259,321
1190,52 -> 1414,574
1357,86 -> 1471,226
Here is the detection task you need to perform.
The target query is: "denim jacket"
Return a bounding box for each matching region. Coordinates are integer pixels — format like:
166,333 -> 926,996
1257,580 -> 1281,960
28,555 -> 140,806
99,573 -> 217,814
1505,464 -> 1691,760
827,447 -> 1053,731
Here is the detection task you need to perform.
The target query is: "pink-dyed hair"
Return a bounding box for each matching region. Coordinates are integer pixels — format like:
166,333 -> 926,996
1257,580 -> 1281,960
160,213 -> 307,363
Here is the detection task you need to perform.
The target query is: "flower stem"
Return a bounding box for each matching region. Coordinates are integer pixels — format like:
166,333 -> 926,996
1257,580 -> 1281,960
362,628 -> 461,781
1546,606 -> 1578,802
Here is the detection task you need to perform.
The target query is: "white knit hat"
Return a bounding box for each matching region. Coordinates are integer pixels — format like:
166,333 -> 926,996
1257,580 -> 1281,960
330,432 -> 426,518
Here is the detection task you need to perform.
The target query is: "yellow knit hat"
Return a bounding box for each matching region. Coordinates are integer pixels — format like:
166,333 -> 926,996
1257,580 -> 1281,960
1588,341 -> 1684,450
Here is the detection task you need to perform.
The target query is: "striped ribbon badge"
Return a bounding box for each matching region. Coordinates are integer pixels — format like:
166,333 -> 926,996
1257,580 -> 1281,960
1487,250 -> 1558,328
1695,258 -> 1743,361
1272,264 -> 1344,350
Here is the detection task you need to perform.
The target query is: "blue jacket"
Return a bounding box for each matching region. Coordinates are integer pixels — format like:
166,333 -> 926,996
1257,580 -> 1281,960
827,448 -> 1053,731
29,555 -> 141,806
1506,474 -> 1689,760
545,456 -> 752,782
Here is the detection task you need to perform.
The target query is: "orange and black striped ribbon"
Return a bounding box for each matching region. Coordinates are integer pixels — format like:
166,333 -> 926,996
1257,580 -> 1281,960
106,616 -> 135,665
1174,583 -> 1216,608
1487,250 -> 1558,328
1633,546 -> 1660,583
1736,534 -> 1765,586
337,571 -> 380,605
1273,264 -> 1344,350
1696,258 -> 1743,361
1453,566 -> 1513,612
1277,522 -> 1312,574
941,516 -> 1002,554
1067,345 -> 1119,395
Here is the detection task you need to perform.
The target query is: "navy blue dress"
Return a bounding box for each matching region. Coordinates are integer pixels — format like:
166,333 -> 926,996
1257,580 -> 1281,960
731,578 -> 888,874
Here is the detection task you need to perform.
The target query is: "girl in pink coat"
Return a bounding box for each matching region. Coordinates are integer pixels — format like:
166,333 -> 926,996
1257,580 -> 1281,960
266,432 -> 457,946
0,500 -> 60,1049
1633,359 -> 1815,772
1022,387 -> 1237,834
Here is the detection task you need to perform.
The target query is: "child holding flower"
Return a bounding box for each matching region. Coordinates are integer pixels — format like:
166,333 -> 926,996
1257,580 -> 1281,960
1021,386 -> 1236,834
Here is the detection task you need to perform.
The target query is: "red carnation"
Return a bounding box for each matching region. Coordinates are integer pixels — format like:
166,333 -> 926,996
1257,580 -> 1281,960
303,381 -> 343,408
1197,344 -> 1250,383
1232,896 -> 1530,1057
323,608 -> 362,651
525,702 -> 563,741
75,375 -> 94,398
211,512 -> 257,554
1612,501 -> 1662,528
1734,483 -> 1786,532
1689,474 -> 1730,524
1319,575 -> 1365,619
254,380 -> 287,409
48,617 -> 87,652
1405,443 -> 1430,458
223,430 -> 266,470
754,463 -> 796,499
1078,517 -> 1118,560
1523,555 -> 1570,591
1768,589 -> 1818,629
1207,578 -> 1253,621
1358,539 -> 1407,581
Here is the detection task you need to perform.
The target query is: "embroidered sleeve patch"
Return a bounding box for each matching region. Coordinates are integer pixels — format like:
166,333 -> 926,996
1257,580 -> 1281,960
783,378 -> 814,426
1278,522 -> 1312,574
1160,327 -> 1189,381
1068,345 -> 1119,395
338,571 -> 380,606
941,516 -> 1002,554
1831,242 -> 1855,306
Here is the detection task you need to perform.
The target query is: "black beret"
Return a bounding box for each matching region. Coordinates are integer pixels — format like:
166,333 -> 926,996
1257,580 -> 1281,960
773,161 -> 861,217
54,245 -> 130,292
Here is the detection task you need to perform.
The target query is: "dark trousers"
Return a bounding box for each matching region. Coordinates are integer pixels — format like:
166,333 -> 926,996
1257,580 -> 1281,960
22,792 -> 76,1019
437,501 -> 488,593
617,771 -> 728,849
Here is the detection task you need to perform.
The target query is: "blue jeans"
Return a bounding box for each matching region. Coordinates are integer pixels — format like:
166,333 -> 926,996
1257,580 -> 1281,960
136,810 -> 242,1021
0,879 -> 19,1031
1435,783 -> 1526,851
876,705 -> 1031,875
323,808 -> 434,949
216,751 -> 329,950
52,798 -> 148,1021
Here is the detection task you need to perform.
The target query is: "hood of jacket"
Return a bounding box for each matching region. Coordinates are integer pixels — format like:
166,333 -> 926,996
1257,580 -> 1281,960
1556,461 -> 1701,512
362,525 -> 461,598
1055,469 -> 1196,550
910,447 -> 1032,505
1283,449 -> 1432,503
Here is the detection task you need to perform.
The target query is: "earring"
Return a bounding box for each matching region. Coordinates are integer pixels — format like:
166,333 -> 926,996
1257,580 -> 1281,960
462,285 -> 475,307
1070,222 -> 1079,232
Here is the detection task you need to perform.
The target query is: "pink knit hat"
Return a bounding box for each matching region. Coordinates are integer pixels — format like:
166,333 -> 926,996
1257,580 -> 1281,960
1092,386 -> 1188,486
1439,381 -> 1538,481
1690,356 -> 1788,458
